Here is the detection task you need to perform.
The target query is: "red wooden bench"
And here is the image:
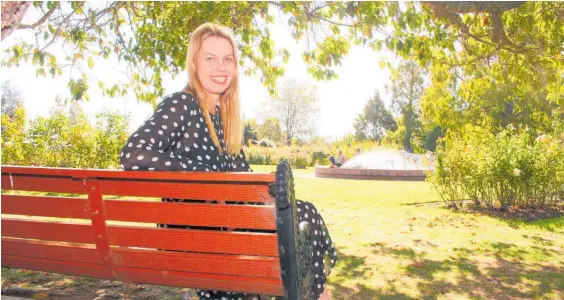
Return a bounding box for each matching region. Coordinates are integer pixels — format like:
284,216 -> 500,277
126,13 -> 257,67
1,161 -> 316,299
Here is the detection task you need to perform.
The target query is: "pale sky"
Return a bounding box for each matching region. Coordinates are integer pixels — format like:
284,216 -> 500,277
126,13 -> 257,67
1,6 -> 398,140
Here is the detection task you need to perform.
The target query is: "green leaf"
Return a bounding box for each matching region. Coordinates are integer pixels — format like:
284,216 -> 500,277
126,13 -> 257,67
13,46 -> 23,58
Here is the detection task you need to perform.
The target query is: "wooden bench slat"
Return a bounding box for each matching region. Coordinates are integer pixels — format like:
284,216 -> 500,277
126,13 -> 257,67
105,200 -> 277,229
117,267 -> 284,296
112,248 -> 281,278
1,195 -> 277,229
1,238 -> 280,279
107,225 -> 280,257
1,174 -> 273,203
2,238 -> 101,264
1,165 -> 276,183
98,180 -> 273,203
2,219 -> 96,244
2,254 -> 111,279
1,195 -> 90,219
2,219 -> 279,256
1,174 -> 85,194
1,255 -> 284,296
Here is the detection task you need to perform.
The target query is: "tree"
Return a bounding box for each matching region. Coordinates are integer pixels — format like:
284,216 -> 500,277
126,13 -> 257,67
353,92 -> 396,142
93,110 -> 130,169
1,80 -> 24,120
1,105 -> 27,163
389,60 -> 426,152
423,54 -> 562,135
257,117 -> 283,143
3,2 -> 561,107
265,79 -> 318,145
243,119 -> 258,146
1,99 -> 129,168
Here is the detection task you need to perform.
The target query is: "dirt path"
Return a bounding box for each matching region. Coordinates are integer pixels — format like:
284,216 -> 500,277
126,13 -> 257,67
1,271 -> 198,300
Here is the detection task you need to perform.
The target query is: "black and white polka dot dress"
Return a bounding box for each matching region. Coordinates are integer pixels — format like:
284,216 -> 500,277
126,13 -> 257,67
120,92 -> 337,300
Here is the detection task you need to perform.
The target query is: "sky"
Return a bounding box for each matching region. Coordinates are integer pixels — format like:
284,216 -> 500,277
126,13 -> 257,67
1,5 -> 398,141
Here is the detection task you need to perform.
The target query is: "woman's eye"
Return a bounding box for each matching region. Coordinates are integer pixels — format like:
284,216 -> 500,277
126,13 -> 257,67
206,57 -> 214,61
225,57 -> 234,62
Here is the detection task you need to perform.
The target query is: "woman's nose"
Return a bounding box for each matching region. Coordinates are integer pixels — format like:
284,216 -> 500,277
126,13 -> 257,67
216,60 -> 226,72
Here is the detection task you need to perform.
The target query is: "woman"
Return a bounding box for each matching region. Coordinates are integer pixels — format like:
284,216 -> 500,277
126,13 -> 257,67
120,23 -> 336,300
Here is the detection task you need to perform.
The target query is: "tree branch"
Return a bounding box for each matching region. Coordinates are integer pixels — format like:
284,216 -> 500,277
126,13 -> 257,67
422,2 -> 527,15
17,4 -> 58,30
423,1 -> 527,50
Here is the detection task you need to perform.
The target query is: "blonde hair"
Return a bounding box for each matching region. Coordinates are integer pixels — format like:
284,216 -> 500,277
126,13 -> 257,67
183,23 -> 242,155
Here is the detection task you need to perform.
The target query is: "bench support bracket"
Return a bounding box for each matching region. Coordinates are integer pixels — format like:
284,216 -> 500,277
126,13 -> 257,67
87,178 -> 122,281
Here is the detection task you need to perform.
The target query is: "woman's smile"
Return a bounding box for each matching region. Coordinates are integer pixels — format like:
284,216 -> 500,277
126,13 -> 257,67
210,76 -> 227,84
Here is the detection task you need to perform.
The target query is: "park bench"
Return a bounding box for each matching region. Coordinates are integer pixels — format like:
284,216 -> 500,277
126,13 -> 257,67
1,161 -> 317,299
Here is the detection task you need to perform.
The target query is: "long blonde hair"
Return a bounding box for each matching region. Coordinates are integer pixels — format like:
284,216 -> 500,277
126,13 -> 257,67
183,23 -> 242,155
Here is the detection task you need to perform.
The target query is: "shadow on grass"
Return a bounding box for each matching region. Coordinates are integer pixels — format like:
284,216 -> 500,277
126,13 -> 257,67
505,217 -> 564,232
452,206 -> 563,232
523,234 -> 555,246
329,249 -> 416,299
347,241 -> 563,299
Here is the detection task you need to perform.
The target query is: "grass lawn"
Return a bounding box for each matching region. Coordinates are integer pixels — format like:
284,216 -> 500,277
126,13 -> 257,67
2,165 -> 562,299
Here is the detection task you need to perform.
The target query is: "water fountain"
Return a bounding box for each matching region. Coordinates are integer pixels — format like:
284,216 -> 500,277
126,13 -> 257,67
315,149 -> 434,180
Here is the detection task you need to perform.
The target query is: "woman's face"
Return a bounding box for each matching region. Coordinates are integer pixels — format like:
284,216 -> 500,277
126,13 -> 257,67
196,35 -> 235,97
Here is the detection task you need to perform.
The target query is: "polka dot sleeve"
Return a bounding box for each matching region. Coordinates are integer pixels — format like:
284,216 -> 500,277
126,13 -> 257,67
119,93 -> 209,171
231,149 -> 253,172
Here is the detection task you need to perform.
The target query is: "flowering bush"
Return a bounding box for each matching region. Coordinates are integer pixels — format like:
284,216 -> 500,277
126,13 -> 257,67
244,139 -> 399,169
245,146 -> 315,169
428,126 -> 564,210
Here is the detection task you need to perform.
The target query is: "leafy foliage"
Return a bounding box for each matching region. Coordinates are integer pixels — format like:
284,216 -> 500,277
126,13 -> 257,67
256,117 -> 284,144
5,2 -> 560,106
388,60 -> 426,152
1,101 -> 129,169
243,119 -> 258,146
1,105 -> 27,163
353,92 -> 396,142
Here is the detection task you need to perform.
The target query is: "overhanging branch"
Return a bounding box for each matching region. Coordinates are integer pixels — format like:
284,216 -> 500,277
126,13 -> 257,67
17,4 -> 58,30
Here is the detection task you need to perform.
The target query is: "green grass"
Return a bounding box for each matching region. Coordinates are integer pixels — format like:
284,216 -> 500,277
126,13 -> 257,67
287,169 -> 563,299
2,165 -> 562,299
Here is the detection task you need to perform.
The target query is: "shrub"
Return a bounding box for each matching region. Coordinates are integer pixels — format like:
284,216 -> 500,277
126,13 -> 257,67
289,151 -> 309,169
428,126 -> 564,210
1,105 -> 129,169
243,140 -> 401,168
311,150 -> 328,166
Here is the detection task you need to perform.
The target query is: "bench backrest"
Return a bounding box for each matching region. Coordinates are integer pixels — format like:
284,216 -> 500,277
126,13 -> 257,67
1,165 -> 294,296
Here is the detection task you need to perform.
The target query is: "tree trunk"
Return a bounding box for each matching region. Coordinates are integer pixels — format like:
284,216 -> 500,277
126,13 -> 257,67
1,1 -> 31,40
